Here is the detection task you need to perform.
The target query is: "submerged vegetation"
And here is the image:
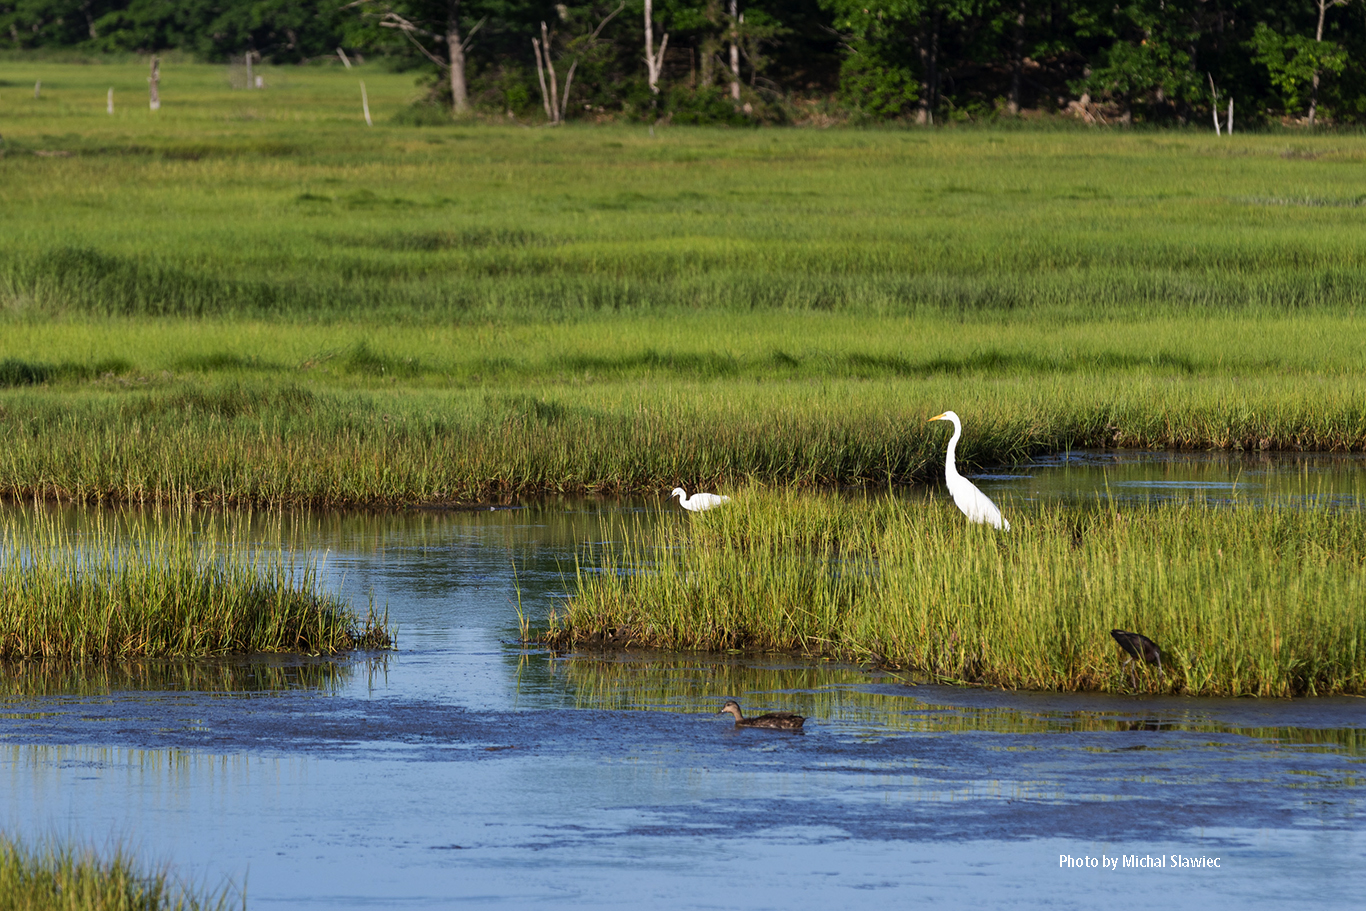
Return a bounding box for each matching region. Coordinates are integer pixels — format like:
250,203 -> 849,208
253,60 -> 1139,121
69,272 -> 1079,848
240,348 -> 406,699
0,510 -> 390,658
0,833 -> 237,911
548,489 -> 1366,697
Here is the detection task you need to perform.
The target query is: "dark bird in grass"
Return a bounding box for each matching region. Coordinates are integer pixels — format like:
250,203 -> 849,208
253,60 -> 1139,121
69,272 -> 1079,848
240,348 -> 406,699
718,700 -> 805,731
1111,629 -> 1163,688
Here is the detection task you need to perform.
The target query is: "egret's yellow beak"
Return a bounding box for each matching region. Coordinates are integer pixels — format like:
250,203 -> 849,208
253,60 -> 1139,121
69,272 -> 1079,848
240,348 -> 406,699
928,413 -> 948,422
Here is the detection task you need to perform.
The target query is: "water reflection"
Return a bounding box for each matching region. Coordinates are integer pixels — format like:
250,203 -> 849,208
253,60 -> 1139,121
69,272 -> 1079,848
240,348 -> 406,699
529,652 -> 1366,751
0,657 -> 354,699
975,449 -> 1366,509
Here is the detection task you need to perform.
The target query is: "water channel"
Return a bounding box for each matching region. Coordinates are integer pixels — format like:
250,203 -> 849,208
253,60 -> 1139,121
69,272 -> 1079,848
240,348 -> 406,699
2,451 -> 1363,908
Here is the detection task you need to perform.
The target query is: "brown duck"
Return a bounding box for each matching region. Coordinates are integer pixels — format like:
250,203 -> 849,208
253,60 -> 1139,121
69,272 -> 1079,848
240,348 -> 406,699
718,700 -> 805,731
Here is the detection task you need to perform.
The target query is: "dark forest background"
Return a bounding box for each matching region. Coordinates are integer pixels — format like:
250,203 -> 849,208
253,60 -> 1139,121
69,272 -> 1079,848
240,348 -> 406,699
4,1 -> 1365,126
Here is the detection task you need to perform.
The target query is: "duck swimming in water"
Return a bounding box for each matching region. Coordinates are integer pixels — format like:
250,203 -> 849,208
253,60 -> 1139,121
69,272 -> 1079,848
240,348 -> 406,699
718,700 -> 805,731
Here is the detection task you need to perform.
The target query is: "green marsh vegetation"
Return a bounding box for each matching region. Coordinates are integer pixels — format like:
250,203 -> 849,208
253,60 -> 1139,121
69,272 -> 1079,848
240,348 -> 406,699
4,62 -> 1366,503
0,508 -> 390,658
0,833 -> 237,911
549,489 -> 1366,697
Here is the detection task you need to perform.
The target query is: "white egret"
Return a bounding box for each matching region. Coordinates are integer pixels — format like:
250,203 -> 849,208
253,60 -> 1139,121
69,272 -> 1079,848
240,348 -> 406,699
927,411 -> 1010,530
670,487 -> 730,512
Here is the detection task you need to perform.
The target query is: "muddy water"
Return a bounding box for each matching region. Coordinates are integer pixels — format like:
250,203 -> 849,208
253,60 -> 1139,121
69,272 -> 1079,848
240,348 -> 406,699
2,457 -> 1365,909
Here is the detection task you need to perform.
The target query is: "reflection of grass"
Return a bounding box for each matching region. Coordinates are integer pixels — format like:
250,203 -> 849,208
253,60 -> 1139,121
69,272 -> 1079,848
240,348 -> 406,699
544,653 -> 1366,749
0,657 -> 352,698
0,833 -> 236,911
0,509 -> 390,658
549,489 -> 1366,697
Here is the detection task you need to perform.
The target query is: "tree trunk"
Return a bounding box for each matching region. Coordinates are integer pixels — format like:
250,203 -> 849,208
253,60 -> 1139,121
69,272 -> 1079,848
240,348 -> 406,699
447,0 -> 469,115
1008,1 -> 1025,115
1309,0 -> 1327,126
916,20 -> 930,124
728,0 -> 741,101
644,0 -> 668,95
541,21 -> 560,123
148,57 -> 160,112
928,9 -> 941,117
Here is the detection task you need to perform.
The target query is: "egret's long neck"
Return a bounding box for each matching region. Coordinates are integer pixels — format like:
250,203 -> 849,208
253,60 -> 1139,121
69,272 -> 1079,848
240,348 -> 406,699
944,419 -> 962,480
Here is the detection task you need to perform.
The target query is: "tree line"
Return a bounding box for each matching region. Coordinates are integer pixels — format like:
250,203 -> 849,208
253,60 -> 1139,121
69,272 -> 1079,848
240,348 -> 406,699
4,1 -> 1364,126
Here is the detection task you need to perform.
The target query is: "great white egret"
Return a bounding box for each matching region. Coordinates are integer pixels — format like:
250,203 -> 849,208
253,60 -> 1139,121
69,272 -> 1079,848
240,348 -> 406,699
1110,629 -> 1163,688
927,411 -> 1010,530
718,700 -> 805,731
670,488 -> 730,512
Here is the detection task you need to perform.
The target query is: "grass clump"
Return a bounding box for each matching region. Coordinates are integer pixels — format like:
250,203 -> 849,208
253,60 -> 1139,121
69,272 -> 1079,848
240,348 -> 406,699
0,833 -> 237,911
549,490 -> 1366,697
0,510 -> 390,658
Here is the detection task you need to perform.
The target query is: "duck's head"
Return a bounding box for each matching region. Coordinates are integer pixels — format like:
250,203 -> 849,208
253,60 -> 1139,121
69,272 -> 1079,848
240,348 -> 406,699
718,700 -> 743,720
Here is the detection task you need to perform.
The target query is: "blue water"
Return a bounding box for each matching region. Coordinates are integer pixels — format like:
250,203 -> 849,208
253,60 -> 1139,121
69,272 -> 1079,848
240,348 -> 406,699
2,458 -> 1364,909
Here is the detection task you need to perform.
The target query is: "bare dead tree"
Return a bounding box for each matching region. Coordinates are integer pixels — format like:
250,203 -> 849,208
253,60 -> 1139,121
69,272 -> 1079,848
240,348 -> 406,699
644,0 -> 669,95
728,0 -> 741,100
533,34 -> 555,121
533,3 -> 626,124
1309,0 -> 1349,126
348,1 -> 485,115
148,57 -> 161,111
1208,73 -> 1221,135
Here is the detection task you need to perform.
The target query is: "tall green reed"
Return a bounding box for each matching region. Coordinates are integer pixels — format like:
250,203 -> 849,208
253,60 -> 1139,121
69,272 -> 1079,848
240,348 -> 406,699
0,833 -> 238,911
0,509 -> 389,658
551,489 -> 1366,696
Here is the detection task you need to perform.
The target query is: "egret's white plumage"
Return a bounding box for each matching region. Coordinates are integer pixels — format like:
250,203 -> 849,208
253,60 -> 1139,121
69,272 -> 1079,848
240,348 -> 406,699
928,411 -> 1010,530
670,487 -> 730,512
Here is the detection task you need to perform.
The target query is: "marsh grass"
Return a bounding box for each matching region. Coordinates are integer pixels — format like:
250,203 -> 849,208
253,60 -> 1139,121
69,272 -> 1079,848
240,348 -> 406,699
549,490 -> 1366,696
4,63 -> 1366,502
0,510 -> 389,658
5,358 -> 1366,504
0,833 -> 237,911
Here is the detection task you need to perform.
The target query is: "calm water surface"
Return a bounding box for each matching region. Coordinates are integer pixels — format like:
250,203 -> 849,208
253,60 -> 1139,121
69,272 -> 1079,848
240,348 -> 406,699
2,453 -> 1364,909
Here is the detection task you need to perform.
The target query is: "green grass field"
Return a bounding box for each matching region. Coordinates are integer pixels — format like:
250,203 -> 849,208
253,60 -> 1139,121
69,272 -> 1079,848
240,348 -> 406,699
3,61 -> 1366,502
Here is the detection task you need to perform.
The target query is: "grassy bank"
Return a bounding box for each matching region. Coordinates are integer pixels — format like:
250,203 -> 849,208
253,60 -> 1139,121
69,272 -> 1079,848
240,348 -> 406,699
4,313 -> 1366,504
0,833 -> 236,911
0,510 -> 389,658
547,490 -> 1366,697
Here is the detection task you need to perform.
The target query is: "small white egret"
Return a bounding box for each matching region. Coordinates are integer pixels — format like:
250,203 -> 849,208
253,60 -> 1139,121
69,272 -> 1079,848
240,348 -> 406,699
927,411 -> 1010,530
670,487 -> 730,512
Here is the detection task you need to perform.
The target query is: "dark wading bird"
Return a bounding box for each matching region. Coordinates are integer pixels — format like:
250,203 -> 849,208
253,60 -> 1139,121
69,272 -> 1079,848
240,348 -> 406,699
1110,629 -> 1163,688
718,700 -> 805,732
